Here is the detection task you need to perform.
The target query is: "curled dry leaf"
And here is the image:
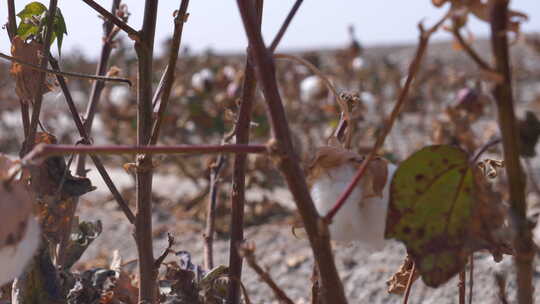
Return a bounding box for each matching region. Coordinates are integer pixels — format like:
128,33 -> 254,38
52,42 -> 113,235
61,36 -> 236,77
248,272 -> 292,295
0,155 -> 40,285
432,0 -> 528,33
386,255 -> 419,295
9,36 -> 53,102
308,146 -> 395,250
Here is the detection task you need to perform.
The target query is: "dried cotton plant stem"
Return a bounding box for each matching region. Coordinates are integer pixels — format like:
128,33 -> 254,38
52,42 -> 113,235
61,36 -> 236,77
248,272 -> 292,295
22,144 -> 267,163
76,0 -> 123,177
236,1 -> 347,302
227,1 -> 262,302
6,0 -> 17,40
459,270 -> 466,304
402,262 -> 416,304
469,255 -> 474,304
490,1 -> 533,303
81,0 -> 139,39
149,0 -> 190,145
268,0 -> 303,52
324,10 -> 450,222
203,155 -> 226,270
0,52 -> 132,86
240,244 -> 294,304
134,0 -> 159,302
452,27 -> 492,71
24,0 -> 57,154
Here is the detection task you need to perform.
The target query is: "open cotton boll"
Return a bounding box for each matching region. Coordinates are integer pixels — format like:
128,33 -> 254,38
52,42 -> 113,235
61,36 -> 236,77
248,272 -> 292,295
191,68 -> 214,92
0,216 -> 40,285
308,146 -> 395,252
300,75 -> 325,101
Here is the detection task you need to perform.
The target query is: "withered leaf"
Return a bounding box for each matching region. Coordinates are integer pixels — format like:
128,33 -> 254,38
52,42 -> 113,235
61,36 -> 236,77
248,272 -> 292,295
9,36 -> 52,102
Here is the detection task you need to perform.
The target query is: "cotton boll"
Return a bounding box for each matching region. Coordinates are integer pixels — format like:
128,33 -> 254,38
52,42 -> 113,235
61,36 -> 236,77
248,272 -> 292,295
352,56 -> 366,71
191,68 -> 214,92
0,216 -> 40,285
300,75 -> 325,101
109,86 -> 132,107
310,152 -> 396,252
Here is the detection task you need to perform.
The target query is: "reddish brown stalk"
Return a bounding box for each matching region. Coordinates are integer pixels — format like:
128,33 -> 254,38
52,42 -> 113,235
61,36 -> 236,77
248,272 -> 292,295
133,0 -> 159,302
236,1 -> 347,302
452,27 -> 492,71
22,144 -> 267,162
402,262 -> 416,304
226,2 -> 262,302
76,0 -> 123,176
459,270 -> 466,304
24,0 -> 57,154
240,243 -> 294,304
81,0 -> 139,39
469,255 -> 474,304
324,11 -> 450,222
268,0 -> 303,52
149,0 -> 190,145
6,0 -> 17,41
0,52 -> 131,85
490,1 -> 533,303
204,155 -> 226,270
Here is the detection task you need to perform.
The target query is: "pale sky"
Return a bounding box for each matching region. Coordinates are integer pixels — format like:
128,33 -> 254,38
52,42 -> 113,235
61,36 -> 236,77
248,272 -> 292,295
1,1 -> 539,59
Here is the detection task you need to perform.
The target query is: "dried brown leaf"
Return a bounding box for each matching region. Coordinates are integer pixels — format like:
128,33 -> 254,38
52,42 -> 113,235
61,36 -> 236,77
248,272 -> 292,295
386,255 -> 419,295
9,37 -> 52,101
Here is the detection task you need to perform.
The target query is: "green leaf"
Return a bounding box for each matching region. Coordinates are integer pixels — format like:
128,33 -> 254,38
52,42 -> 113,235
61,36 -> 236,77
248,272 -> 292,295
16,22 -> 40,39
16,2 -> 47,20
385,145 -> 475,287
53,9 -> 67,56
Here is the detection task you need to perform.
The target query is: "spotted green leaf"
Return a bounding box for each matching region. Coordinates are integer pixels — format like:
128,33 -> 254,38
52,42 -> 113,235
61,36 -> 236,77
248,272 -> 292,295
385,145 -> 475,287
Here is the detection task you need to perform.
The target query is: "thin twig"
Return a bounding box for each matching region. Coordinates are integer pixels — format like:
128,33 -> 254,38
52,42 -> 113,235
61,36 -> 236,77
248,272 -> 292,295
203,155 -> 226,270
154,233 -> 175,268
0,52 -> 132,86
324,10 -> 451,222
274,53 -> 340,100
471,138 -> 502,164
48,57 -> 135,225
490,1 -> 533,303
452,27 -> 492,71
227,1 -> 262,303
459,270 -> 466,304
236,1 -> 348,302
402,262 -> 416,304
469,254 -> 474,304
240,243 -> 294,304
24,0 -> 58,154
22,144 -> 267,162
268,0 -> 303,52
149,0 -> 190,145
76,0 -> 123,177
81,0 -> 139,39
